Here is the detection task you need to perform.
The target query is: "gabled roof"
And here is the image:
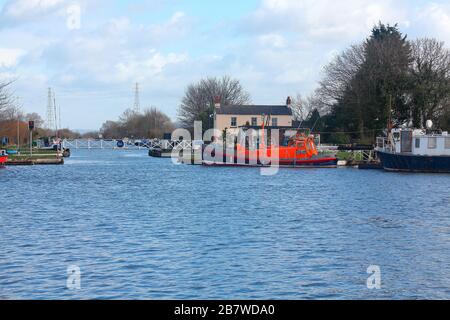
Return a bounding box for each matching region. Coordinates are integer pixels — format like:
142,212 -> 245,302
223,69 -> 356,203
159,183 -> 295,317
217,105 -> 293,116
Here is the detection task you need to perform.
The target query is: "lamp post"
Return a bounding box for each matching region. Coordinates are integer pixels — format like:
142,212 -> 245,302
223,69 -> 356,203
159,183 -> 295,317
17,118 -> 20,153
28,121 -> 35,157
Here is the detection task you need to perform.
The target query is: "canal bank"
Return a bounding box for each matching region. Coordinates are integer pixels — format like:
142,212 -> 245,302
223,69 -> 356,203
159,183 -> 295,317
3,149 -> 66,166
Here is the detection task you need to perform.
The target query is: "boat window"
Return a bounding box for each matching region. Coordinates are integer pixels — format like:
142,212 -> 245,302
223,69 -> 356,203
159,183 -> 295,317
251,117 -> 257,126
428,137 -> 437,149
231,117 -> 237,127
445,137 -> 450,149
415,138 -> 420,149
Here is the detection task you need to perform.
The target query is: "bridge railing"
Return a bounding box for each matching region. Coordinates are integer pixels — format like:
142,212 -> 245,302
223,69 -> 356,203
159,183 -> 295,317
62,139 -> 193,150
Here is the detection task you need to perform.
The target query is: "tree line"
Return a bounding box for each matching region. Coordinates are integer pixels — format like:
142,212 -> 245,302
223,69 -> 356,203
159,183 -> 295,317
100,107 -> 174,139
1,82 -> 84,142
1,80 -> 175,140
306,23 -> 450,144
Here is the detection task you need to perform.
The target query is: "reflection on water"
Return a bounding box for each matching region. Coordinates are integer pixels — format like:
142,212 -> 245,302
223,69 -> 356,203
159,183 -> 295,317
1,149 -> 450,299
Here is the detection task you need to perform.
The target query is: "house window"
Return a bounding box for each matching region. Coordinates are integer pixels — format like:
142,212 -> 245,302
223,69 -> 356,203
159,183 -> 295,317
272,118 -> 278,127
415,138 -> 420,149
251,117 -> 257,126
231,117 -> 237,127
445,137 -> 450,149
428,137 -> 437,149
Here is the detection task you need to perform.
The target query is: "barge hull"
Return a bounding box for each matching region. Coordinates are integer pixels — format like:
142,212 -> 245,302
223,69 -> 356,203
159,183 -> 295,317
378,151 -> 450,173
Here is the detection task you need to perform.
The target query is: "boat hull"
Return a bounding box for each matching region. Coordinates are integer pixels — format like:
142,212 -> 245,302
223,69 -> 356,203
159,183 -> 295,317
0,155 -> 8,166
378,151 -> 450,173
203,155 -> 338,168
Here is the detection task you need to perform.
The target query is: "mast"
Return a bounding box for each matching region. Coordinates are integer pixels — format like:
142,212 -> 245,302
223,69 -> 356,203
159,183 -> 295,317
387,94 -> 394,149
53,94 -> 58,138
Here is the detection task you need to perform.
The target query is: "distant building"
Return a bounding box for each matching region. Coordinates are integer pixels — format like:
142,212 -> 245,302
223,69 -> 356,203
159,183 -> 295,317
215,98 -> 294,135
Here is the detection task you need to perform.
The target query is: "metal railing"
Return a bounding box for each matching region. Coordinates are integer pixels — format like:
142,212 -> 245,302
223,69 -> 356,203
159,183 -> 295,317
376,137 -> 394,153
62,139 -> 194,150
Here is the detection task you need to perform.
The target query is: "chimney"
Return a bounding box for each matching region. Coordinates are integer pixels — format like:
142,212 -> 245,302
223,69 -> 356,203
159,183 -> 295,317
286,96 -> 292,107
214,96 -> 221,109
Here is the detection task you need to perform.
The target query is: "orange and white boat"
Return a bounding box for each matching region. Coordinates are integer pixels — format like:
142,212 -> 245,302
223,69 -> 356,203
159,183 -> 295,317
204,123 -> 338,168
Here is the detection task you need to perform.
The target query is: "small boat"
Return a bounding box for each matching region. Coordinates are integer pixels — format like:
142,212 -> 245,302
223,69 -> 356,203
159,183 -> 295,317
203,126 -> 338,168
149,146 -> 174,158
376,123 -> 450,173
0,150 -> 8,166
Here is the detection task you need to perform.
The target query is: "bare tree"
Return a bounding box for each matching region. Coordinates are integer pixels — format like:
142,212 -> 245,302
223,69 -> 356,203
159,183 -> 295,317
0,80 -> 19,121
178,76 -> 251,130
25,112 -> 44,128
410,38 -> 450,128
317,44 -> 365,112
290,94 -> 313,121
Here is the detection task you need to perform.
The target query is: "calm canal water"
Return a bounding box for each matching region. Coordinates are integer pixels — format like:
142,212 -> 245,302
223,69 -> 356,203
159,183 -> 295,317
1,149 -> 450,299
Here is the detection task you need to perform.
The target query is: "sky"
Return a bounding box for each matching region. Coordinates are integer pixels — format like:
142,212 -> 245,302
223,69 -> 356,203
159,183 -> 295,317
1,0 -> 450,130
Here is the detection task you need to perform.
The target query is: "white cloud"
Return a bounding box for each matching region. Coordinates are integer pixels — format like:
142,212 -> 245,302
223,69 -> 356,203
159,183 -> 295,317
145,11 -> 190,42
0,48 -> 25,67
2,0 -> 65,19
258,33 -> 287,48
420,3 -> 450,43
114,51 -> 188,83
144,51 -> 188,74
247,0 -> 409,41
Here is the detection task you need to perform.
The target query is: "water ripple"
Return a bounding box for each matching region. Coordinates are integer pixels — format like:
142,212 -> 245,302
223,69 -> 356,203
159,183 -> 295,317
1,149 -> 450,299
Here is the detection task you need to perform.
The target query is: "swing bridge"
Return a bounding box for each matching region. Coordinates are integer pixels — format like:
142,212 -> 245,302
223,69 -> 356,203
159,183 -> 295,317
61,139 -> 193,150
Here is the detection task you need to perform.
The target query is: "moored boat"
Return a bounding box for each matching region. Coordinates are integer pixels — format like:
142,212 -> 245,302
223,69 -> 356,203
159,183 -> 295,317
376,124 -> 450,173
203,130 -> 338,168
0,150 -> 8,166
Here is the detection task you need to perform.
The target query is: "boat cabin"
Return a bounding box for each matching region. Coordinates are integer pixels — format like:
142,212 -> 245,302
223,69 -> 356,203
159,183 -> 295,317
377,128 -> 450,156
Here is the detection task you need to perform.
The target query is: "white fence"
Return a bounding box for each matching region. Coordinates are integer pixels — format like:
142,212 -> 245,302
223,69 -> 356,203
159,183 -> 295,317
62,139 -> 193,150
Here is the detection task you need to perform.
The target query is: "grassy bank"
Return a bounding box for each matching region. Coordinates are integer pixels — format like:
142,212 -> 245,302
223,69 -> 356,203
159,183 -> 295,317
4,147 -> 60,161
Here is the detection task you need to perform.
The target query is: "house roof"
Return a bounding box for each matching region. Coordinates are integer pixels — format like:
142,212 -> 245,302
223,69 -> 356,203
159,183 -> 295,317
217,105 -> 293,116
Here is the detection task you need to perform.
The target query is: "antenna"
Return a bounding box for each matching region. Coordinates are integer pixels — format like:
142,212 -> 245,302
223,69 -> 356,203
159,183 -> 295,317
46,88 -> 55,131
53,93 -> 58,137
58,98 -> 62,131
134,82 -> 140,113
